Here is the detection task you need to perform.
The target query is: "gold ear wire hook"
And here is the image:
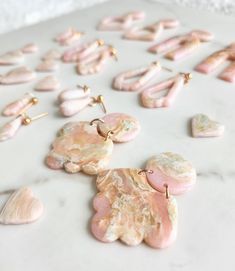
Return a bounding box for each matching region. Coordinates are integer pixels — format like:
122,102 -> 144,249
164,184 -> 169,199
109,46 -> 118,61
138,169 -> 154,175
181,72 -> 192,84
89,118 -> 104,126
90,95 -> 107,113
105,130 -> 114,141
152,61 -> 172,72
22,112 -> 48,125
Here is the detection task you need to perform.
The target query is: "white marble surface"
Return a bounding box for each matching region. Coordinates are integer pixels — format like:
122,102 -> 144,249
0,0 -> 235,270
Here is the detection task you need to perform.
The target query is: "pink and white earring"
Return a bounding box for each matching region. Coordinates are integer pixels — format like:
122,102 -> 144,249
113,61 -> 170,92
62,39 -> 105,63
141,72 -> 192,108
46,113 -> 140,175
97,11 -> 146,31
0,112 -> 48,142
91,152 -> 196,248
195,43 -> 235,83
148,30 -> 214,60
76,45 -> 117,75
55,27 -> 84,46
0,187 -> 43,225
123,19 -> 179,41
2,93 -> 38,117
58,85 -> 107,117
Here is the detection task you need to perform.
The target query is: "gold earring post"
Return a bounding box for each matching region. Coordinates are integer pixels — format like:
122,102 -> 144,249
22,112 -> 48,125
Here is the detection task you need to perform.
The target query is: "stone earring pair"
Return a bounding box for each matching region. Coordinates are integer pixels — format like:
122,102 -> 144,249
0,93 -> 48,142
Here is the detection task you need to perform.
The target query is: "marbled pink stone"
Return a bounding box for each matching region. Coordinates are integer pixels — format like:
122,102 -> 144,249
145,152 -> 196,195
123,19 -> 179,41
91,168 -> 178,248
55,27 -> 83,46
195,43 -> 235,82
0,115 -> 23,142
141,74 -> 186,108
2,93 -> 35,117
36,60 -> 59,72
35,75 -> 60,92
97,11 -> 146,31
62,39 -> 104,62
0,67 -> 36,85
113,62 -> 161,92
148,30 -> 213,60
0,187 -> 43,225
97,113 -> 140,142
191,114 -> 225,138
76,46 -> 115,75
46,121 -> 114,175
21,43 -> 39,53
0,50 -> 24,65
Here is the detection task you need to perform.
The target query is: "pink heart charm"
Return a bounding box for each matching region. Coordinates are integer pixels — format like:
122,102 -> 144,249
35,75 -> 60,92
0,187 -> 43,225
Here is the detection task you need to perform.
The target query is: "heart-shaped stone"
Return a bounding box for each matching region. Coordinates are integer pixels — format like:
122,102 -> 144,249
192,114 -> 224,137
0,67 -> 36,85
0,187 -> 43,225
35,75 -> 60,91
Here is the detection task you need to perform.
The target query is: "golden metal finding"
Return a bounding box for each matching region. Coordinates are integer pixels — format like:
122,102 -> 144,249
90,95 -> 107,113
181,72 -> 193,84
110,46 -> 118,61
89,118 -> 104,126
105,130 -> 114,141
97,39 -> 105,46
77,84 -> 90,93
164,184 -> 169,199
138,169 -> 154,175
22,112 -> 48,125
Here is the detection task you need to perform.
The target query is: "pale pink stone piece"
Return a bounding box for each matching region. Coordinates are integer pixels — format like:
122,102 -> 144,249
97,113 -> 140,142
219,62 -> 235,83
35,75 -> 60,92
58,86 -> 91,102
113,62 -> 162,92
59,97 -> 91,117
55,27 -> 83,46
46,121 -> 113,175
76,46 -> 115,75
195,43 -> 235,79
0,50 -> 24,65
148,30 -> 213,60
21,43 -> 39,53
42,49 -> 61,61
36,60 -> 59,72
141,74 -> 185,108
146,153 -> 196,195
98,11 -> 146,31
2,93 -> 35,117
123,19 -> 179,41
191,114 -> 225,138
0,67 -> 36,85
0,115 -> 23,142
91,168 -> 178,248
0,187 -> 43,225
62,39 -> 104,62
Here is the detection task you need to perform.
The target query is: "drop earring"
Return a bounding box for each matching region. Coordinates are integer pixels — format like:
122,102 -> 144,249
141,72 -> 192,108
58,85 -> 107,117
91,152 -> 196,249
46,113 -> 140,175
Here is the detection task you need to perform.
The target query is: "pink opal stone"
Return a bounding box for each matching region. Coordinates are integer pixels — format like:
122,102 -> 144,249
36,60 -> 59,72
145,152 -> 196,195
91,168 -> 178,248
21,43 -> 38,53
0,187 -> 43,225
219,62 -> 235,83
59,97 -> 91,117
46,121 -> 113,175
97,113 -> 140,142
0,115 -> 23,142
0,67 -> 36,84
58,87 -> 90,102
0,50 -> 24,65
55,27 -> 83,46
42,49 -> 61,61
35,75 -> 60,92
